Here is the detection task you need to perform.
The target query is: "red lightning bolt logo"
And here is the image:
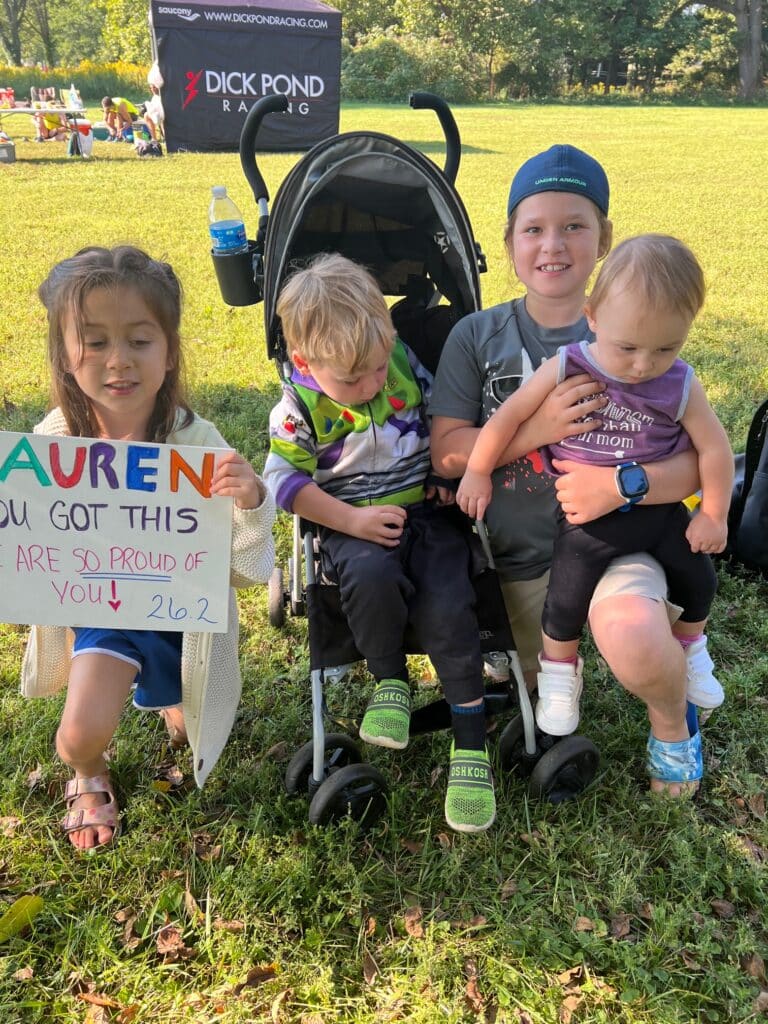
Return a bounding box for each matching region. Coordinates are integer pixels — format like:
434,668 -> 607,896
183,69 -> 203,109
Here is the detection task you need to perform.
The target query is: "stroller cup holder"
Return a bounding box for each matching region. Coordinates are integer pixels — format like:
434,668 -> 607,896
211,239 -> 263,307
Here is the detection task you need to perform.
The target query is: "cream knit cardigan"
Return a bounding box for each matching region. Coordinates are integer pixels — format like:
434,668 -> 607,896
20,408 -> 276,787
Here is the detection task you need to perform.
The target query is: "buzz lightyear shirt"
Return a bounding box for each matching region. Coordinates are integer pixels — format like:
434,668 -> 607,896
264,339 -> 433,513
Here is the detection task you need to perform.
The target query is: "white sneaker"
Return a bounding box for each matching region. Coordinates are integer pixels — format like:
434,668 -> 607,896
535,655 -> 584,736
685,635 -> 724,709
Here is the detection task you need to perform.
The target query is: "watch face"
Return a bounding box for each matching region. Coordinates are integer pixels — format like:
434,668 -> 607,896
619,464 -> 649,499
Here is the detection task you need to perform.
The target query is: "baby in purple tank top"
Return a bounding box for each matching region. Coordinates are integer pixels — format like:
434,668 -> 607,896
457,234 -> 734,738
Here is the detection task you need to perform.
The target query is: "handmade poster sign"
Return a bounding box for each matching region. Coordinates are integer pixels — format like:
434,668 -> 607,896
0,432 -> 233,632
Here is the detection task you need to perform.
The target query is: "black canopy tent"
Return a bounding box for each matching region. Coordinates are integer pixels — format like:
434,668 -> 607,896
149,0 -> 341,153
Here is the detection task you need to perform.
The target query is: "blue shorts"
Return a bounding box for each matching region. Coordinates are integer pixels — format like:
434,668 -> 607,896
72,628 -> 183,710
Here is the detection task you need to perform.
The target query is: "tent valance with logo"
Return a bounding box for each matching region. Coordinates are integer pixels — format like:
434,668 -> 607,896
149,0 -> 341,153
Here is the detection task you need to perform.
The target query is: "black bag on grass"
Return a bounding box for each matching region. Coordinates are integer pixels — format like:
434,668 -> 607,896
726,397 -> 768,575
135,139 -> 163,157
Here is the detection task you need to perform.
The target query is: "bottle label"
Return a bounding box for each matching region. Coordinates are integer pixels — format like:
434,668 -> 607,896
210,219 -> 247,253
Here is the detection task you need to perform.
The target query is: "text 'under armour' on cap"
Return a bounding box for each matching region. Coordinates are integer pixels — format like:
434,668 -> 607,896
507,144 -> 610,217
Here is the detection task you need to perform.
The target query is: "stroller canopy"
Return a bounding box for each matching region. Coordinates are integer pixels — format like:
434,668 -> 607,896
262,130 -> 483,362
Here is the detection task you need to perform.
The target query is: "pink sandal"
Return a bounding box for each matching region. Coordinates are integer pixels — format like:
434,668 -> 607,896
61,774 -> 121,847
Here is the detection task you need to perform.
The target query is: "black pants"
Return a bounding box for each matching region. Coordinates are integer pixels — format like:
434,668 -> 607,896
319,504 -> 484,705
542,502 -> 718,643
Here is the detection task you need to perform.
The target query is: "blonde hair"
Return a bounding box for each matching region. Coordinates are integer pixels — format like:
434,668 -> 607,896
38,245 -> 192,441
504,202 -> 613,262
588,234 -> 705,318
277,253 -> 395,373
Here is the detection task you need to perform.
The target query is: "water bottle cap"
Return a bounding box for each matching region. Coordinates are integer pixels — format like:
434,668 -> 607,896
211,185 -> 227,198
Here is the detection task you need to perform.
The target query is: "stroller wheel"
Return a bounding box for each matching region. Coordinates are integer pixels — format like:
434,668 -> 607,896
497,714 -> 544,776
308,762 -> 389,829
268,566 -> 286,628
285,732 -> 362,796
528,735 -> 600,804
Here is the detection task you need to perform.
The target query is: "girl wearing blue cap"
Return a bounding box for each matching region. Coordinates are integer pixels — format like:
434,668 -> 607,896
430,145 -> 707,796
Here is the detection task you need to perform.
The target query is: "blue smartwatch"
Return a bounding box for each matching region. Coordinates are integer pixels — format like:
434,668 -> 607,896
615,461 -> 649,512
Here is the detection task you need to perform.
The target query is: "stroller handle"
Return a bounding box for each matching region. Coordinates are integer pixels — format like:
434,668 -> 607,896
239,94 -> 290,203
409,92 -> 460,184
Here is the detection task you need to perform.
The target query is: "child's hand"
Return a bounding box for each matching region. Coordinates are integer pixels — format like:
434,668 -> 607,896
551,459 -> 623,523
685,512 -> 728,554
426,483 -> 455,506
456,468 -> 493,520
529,373 -> 606,445
348,505 -> 406,547
211,451 -> 265,510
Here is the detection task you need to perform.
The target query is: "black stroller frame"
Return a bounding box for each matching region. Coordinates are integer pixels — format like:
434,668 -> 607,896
212,93 -> 600,828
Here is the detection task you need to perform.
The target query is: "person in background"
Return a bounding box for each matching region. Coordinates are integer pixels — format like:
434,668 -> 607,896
32,107 -> 67,142
102,96 -> 139,141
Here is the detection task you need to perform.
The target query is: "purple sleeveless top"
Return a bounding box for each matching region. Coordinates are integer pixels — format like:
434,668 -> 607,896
543,340 -> 693,473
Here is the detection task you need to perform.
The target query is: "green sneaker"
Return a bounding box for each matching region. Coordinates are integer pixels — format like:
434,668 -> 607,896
359,679 -> 411,750
445,744 -> 496,834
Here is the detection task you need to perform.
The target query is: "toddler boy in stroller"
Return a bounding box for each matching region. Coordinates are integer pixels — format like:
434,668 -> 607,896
264,253 -> 495,833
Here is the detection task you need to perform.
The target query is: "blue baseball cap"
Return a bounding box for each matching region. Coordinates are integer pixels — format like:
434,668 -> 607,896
507,145 -> 610,217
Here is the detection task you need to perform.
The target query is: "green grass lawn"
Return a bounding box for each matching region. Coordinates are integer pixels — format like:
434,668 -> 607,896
1,104 -> 767,1023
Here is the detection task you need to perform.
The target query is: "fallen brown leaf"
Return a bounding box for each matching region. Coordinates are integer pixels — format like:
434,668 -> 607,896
403,905 -> 424,938
77,992 -> 121,1009
26,765 -> 43,790
400,837 -> 423,855
741,953 -> 767,985
556,965 -> 584,990
364,915 -> 376,937
559,993 -> 582,1024
710,898 -> 736,919
213,918 -> 245,932
500,877 -> 517,899
610,913 -> 632,939
435,831 -> 452,850
465,974 -> 484,1013
84,1006 -> 110,1024
233,963 -> 278,995
362,951 -> 379,986
748,793 -> 766,820
156,923 -> 193,961
116,1006 -> 139,1024
13,966 -> 34,981
573,916 -> 594,932
184,888 -> 202,922
264,741 -> 289,761
637,901 -> 654,920
680,949 -> 701,970
271,988 -> 291,1022
1,816 -> 21,836
754,990 -> 768,1014
429,764 -> 444,788
739,836 -> 768,862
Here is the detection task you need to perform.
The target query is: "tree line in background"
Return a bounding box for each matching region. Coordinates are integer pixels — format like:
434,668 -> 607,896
1,0 -> 764,100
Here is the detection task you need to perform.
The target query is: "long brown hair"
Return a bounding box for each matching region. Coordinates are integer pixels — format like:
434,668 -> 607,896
38,245 -> 193,440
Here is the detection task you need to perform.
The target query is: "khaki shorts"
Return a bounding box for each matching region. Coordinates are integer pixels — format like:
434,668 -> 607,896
499,573 -> 549,675
589,553 -> 682,625
499,553 -> 681,675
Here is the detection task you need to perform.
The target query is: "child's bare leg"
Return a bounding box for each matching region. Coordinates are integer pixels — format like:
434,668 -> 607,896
541,636 -> 580,661
56,653 -> 134,849
671,619 -> 707,640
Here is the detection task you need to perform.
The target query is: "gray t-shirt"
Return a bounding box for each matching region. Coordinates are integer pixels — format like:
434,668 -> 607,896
429,297 -> 593,580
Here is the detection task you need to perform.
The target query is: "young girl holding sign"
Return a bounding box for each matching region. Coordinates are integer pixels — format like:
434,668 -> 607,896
21,245 -> 275,851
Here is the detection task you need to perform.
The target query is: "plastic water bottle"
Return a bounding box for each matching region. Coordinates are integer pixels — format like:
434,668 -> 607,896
208,186 -> 248,255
